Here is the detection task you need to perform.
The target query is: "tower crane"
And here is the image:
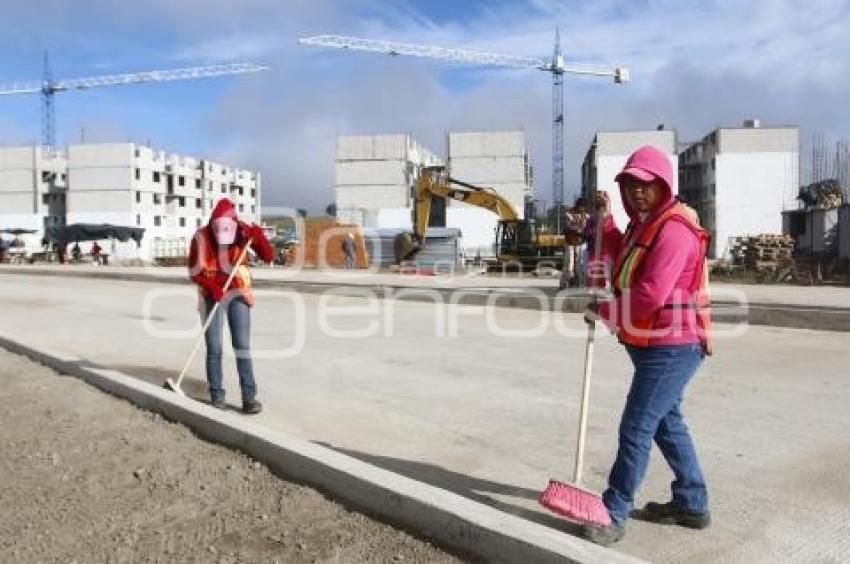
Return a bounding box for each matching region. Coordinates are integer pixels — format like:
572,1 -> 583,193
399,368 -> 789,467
299,32 -> 628,227
0,52 -> 269,148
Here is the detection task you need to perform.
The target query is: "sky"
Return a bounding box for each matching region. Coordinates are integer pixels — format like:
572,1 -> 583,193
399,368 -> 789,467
0,0 -> 848,213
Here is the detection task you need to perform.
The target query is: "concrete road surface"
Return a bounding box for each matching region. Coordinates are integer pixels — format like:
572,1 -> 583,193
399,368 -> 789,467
1,273 -> 848,563
4,263 -> 850,308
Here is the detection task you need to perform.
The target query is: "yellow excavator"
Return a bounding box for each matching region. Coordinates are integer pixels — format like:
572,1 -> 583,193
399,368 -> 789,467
396,166 -> 572,270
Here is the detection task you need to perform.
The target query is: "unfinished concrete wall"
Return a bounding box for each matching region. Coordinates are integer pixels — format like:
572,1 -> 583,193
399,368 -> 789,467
447,131 -> 532,258
335,134 -> 442,230
679,124 -> 798,258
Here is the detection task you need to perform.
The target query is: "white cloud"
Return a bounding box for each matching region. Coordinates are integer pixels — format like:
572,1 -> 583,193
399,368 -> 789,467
4,0 -> 848,212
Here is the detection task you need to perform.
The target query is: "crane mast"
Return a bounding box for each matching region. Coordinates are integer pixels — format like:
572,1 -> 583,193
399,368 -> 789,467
300,32 -> 628,217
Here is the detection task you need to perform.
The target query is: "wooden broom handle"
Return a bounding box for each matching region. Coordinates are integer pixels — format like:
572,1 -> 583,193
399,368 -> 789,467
573,205 -> 606,483
174,240 -> 253,388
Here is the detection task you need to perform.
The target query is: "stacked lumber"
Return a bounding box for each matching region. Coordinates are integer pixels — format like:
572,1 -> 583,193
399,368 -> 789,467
287,218 -> 368,268
729,234 -> 794,271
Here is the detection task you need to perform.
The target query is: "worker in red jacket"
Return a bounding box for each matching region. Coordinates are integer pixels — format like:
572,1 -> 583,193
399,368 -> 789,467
188,198 -> 274,414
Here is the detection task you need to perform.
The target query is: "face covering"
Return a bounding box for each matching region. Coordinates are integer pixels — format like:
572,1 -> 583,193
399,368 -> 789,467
212,217 -> 237,245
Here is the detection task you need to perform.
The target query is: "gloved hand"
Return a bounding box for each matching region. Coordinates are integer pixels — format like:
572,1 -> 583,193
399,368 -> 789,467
196,276 -> 225,302
210,285 -> 225,303
584,302 -> 601,326
238,222 -> 262,244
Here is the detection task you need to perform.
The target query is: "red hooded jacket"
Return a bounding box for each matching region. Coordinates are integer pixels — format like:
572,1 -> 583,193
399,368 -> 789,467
188,198 -> 274,305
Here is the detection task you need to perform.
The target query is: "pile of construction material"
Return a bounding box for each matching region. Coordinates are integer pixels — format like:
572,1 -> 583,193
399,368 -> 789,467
797,179 -> 845,209
729,234 -> 795,271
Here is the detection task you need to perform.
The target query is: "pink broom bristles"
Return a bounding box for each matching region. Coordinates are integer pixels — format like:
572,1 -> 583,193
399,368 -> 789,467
539,479 -> 612,526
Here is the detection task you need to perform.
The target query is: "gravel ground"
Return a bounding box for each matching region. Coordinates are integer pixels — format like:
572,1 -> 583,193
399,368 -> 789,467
0,348 -> 461,563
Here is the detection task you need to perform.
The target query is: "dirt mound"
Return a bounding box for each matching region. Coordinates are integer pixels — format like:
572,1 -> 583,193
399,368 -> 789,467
0,348 -> 459,563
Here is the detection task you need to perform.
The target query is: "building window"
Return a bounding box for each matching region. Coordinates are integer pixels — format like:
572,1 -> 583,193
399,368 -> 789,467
196,218 -> 202,227
179,217 -> 186,227
153,193 -> 162,205
153,171 -> 161,183
61,173 -> 67,183
135,191 -> 141,203
251,189 -> 256,198
238,204 -> 244,213
135,168 -> 140,180
42,194 -> 49,205
136,214 -> 141,226
195,178 -> 201,189
221,183 -> 227,193
195,198 -> 202,209
251,205 -> 255,214
154,216 -> 161,227
178,176 -> 185,187
178,196 -> 185,207
208,181 -> 213,191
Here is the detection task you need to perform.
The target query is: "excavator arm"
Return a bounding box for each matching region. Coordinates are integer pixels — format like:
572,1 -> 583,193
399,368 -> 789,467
397,166 -> 557,267
412,166 -> 518,239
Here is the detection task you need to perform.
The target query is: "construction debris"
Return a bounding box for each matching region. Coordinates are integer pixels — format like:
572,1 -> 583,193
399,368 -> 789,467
729,234 -> 795,272
797,179 -> 845,209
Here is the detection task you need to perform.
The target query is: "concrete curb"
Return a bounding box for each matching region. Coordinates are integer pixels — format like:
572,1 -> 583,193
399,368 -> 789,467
3,266 -> 849,332
0,335 -> 644,564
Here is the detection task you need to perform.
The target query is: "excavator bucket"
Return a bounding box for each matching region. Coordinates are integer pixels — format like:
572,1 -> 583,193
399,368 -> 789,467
394,232 -> 419,263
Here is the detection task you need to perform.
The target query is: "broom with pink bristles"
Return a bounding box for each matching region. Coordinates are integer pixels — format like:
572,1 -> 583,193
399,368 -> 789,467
539,204 -> 612,527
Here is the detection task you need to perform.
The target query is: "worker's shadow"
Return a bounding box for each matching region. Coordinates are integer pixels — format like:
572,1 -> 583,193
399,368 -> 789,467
315,442 -> 583,536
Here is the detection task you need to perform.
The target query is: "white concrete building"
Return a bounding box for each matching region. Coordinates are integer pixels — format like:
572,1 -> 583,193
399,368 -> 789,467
680,122 -> 799,258
0,143 -> 260,262
0,145 -> 69,236
335,131 -> 534,259
335,134 -> 442,228
446,131 -> 533,258
581,129 -> 679,230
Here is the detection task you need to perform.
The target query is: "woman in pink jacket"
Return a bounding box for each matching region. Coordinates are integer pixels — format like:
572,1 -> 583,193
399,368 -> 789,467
583,145 -> 712,546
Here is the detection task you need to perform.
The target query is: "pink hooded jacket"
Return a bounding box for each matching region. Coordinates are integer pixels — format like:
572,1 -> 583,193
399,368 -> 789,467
597,145 -> 705,347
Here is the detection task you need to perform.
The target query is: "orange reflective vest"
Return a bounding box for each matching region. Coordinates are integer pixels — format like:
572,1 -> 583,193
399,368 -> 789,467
193,228 -> 255,306
611,202 -> 712,353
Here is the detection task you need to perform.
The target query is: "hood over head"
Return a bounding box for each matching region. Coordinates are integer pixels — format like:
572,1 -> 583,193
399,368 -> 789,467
209,198 -> 238,244
614,145 -> 675,220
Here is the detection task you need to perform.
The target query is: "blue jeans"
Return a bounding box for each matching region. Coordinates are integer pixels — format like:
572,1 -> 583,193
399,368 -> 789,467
202,296 -> 256,403
603,343 -> 709,524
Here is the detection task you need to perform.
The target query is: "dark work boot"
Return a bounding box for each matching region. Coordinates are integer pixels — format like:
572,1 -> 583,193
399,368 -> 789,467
632,501 -> 710,529
211,398 -> 226,410
242,399 -> 263,415
581,522 -> 625,546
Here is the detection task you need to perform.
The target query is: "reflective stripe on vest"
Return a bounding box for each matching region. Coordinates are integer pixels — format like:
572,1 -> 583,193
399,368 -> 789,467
196,228 -> 255,306
611,202 -> 712,351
